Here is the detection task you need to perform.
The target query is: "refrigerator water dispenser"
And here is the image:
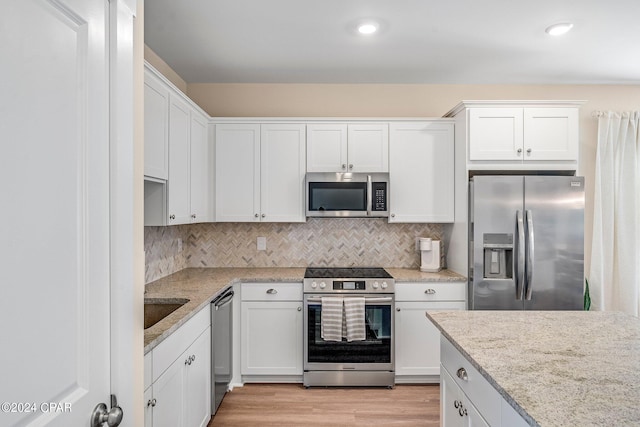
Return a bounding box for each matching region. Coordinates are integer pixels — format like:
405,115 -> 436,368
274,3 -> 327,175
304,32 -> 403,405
482,234 -> 513,279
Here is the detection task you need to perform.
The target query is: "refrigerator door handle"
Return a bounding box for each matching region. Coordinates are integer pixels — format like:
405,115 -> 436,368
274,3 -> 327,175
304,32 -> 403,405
525,209 -> 535,300
516,210 -> 525,300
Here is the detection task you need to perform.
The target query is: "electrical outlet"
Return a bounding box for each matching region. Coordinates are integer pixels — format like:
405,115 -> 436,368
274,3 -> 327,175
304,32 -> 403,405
257,237 -> 266,251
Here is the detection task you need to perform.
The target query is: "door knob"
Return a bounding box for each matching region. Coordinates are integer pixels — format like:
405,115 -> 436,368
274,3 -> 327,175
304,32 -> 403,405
91,395 -> 123,427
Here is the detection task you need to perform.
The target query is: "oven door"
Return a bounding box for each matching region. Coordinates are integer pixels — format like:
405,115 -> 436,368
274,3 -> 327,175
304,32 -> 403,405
304,294 -> 394,371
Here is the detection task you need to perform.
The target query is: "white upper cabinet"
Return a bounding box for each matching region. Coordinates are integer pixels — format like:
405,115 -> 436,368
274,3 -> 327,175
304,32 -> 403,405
189,110 -> 210,223
307,123 -> 388,172
167,94 -> 192,225
260,124 -> 306,222
144,69 -> 170,180
215,124 -> 261,222
215,123 -> 306,222
448,101 -> 584,171
389,122 -> 454,222
523,108 -> 579,161
144,62 -> 212,226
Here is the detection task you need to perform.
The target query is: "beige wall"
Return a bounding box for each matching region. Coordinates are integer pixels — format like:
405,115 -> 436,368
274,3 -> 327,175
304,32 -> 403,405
187,83 -> 640,274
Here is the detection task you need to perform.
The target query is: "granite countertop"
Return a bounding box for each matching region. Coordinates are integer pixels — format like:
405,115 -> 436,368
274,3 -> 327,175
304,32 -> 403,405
386,268 -> 466,282
144,267 -> 305,353
144,267 -> 465,353
427,311 -> 640,426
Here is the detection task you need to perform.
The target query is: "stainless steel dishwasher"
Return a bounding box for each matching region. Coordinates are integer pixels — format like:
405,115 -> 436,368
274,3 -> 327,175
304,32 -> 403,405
211,287 -> 234,414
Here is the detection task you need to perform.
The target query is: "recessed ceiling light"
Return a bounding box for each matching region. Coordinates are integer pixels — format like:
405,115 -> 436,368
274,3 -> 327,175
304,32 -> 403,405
545,22 -> 573,36
357,22 -> 379,35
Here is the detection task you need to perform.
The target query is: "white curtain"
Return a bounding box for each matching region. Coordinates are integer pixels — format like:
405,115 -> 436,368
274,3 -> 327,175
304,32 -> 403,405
589,111 -> 640,315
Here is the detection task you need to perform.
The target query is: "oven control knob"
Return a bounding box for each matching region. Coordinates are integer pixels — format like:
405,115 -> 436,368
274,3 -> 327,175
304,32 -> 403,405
311,281 -> 318,289
381,281 -> 388,289
319,282 -> 326,289
372,281 -> 379,289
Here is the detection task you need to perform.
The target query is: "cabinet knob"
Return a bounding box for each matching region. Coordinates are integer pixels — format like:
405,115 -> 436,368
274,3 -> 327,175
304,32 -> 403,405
424,289 -> 436,295
254,213 -> 259,218
266,288 -> 278,294
297,307 -> 302,311
391,213 -> 396,218
454,400 -> 460,409
169,214 -> 175,220
526,148 -> 532,155
147,398 -> 157,408
396,308 -> 401,312
517,148 -> 523,155
456,367 -> 468,381
342,164 -> 347,170
348,164 -> 354,170
261,213 -> 266,218
191,214 -> 196,219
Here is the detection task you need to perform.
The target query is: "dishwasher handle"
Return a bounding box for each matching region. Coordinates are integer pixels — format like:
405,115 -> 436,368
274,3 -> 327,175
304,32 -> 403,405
212,288 -> 234,309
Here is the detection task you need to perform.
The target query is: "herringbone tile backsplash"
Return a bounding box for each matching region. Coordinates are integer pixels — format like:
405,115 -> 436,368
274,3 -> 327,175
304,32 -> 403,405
145,219 -> 443,283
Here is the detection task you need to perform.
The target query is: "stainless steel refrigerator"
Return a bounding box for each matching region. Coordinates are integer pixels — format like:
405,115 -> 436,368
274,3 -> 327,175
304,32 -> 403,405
469,176 -> 584,310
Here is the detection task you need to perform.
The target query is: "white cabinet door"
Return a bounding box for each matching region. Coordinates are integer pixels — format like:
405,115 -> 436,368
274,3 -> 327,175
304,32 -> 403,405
523,108 -> 578,161
395,301 -> 465,377
144,69 -> 170,180
307,124 -> 348,172
441,367 -> 490,427
241,301 -> 303,376
348,123 -> 389,172
185,329 -> 212,427
441,367 -> 465,427
153,353 -> 186,427
469,108 -> 524,161
168,95 -> 192,225
260,124 -> 306,222
389,122 -> 454,222
215,124 -> 261,221
190,110 -> 210,223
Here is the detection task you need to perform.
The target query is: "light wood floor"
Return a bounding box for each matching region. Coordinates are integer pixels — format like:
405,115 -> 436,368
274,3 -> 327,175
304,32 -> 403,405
208,383 -> 440,426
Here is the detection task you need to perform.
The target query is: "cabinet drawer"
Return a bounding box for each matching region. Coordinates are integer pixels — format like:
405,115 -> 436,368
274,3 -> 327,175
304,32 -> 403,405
395,281 -> 466,302
241,282 -> 302,301
441,336 -> 501,426
153,305 -> 211,382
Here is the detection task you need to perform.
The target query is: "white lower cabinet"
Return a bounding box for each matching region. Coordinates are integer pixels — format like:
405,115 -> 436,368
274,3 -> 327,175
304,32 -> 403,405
394,282 -> 466,383
240,283 -> 303,379
145,306 -> 211,427
440,336 -> 529,427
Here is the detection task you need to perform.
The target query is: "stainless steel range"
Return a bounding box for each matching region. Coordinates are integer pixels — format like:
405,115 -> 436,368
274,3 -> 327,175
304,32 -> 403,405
303,267 -> 395,388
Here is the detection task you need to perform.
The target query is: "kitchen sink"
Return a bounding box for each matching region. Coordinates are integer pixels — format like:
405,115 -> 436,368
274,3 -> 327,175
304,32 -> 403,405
144,298 -> 189,329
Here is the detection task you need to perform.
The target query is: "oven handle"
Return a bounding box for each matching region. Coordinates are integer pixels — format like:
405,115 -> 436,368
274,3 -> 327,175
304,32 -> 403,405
305,296 -> 393,303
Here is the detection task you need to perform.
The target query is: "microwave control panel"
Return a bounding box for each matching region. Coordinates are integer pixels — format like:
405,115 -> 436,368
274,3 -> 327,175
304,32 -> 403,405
372,182 -> 387,211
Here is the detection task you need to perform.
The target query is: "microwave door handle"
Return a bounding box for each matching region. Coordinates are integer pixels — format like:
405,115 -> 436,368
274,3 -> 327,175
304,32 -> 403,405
366,175 -> 372,216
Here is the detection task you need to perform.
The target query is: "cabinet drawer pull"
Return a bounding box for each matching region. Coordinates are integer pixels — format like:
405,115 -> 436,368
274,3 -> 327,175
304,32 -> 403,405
147,398 -> 157,408
526,148 -> 532,155
456,367 -> 468,381
454,400 -> 460,409
266,288 -> 278,294
424,289 -> 436,295
169,214 -> 175,220
342,164 -> 347,170
297,306 -> 302,311
517,148 -> 523,155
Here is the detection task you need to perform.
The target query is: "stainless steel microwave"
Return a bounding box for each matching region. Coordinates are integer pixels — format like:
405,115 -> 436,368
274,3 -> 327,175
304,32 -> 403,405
305,173 -> 389,217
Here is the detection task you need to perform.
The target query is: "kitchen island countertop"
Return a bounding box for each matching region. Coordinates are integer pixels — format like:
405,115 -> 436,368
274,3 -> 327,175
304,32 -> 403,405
427,310 -> 640,426
145,267 -> 465,353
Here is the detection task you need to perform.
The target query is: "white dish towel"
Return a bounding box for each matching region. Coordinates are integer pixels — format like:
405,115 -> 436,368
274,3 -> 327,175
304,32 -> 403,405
321,297 -> 344,342
343,297 -> 366,342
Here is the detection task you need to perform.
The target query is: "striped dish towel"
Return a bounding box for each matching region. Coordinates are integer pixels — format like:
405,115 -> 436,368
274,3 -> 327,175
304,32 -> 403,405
344,297 -> 366,342
321,297 -> 344,342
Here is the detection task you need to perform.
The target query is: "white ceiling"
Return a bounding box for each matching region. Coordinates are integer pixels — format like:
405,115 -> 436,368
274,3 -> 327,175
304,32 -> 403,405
144,0 -> 640,84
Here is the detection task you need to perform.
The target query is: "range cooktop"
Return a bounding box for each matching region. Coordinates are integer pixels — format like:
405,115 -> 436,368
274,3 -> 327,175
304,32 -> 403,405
304,267 -> 392,279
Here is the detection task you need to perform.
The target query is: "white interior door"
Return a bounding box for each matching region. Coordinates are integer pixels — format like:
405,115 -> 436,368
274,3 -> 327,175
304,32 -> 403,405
0,0 -> 111,425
